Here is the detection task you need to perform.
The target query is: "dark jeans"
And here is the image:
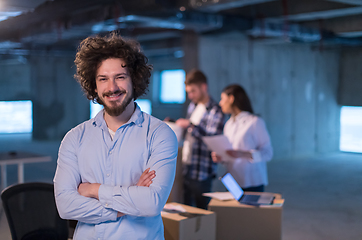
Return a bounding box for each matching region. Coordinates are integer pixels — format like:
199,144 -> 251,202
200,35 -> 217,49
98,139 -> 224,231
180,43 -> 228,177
183,177 -> 212,210
243,185 -> 265,192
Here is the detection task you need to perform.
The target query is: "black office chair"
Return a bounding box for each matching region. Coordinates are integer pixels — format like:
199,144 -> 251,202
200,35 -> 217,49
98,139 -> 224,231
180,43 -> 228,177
1,182 -> 69,240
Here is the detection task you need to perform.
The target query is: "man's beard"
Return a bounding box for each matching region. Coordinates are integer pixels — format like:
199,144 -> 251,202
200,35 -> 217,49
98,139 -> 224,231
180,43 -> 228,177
194,91 -> 205,104
97,90 -> 134,117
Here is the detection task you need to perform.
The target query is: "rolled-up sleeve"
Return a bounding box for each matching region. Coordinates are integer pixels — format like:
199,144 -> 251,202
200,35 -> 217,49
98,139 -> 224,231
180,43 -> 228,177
53,129 -> 118,224
250,118 -> 273,163
97,124 -> 178,217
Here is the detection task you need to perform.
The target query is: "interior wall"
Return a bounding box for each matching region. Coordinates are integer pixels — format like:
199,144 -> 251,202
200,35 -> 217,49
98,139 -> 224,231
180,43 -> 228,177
199,32 -> 341,160
338,48 -> 362,106
0,54 -> 89,140
0,53 -> 186,140
0,33 -> 345,159
30,55 -> 89,140
0,55 -> 85,183
0,32 -> 355,189
148,56 -> 185,121
0,59 -> 31,101
0,53 -> 186,183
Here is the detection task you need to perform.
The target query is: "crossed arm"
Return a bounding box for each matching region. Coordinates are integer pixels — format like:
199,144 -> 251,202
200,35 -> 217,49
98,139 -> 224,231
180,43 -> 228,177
77,168 -> 156,218
54,124 -> 177,224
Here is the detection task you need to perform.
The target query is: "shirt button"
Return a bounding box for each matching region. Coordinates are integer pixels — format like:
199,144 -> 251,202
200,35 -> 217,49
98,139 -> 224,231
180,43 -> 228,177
105,203 -> 109,207
109,151 -> 112,154
107,173 -> 110,177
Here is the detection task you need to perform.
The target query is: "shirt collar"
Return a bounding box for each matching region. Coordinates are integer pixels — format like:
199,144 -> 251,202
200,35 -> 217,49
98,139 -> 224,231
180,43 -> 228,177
233,111 -> 250,121
91,103 -> 144,128
189,97 -> 216,113
204,97 -> 217,111
127,104 -> 144,127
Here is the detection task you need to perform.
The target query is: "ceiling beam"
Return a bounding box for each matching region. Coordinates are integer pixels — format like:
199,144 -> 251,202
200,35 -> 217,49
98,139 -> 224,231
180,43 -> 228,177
267,6 -> 362,22
338,31 -> 362,37
0,0 -> 49,12
143,47 -> 183,58
248,20 -> 322,42
305,14 -> 362,35
109,12 -> 225,33
327,0 -> 362,6
0,0 -> 176,41
135,31 -> 183,42
190,0 -> 276,13
248,19 -> 362,45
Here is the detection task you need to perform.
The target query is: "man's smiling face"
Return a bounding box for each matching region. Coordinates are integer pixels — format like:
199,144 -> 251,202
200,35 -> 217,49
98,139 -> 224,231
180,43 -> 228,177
95,58 -> 134,117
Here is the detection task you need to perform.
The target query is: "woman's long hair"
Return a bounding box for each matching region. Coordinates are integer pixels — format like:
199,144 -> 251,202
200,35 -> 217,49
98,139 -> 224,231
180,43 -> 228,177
222,84 -> 254,114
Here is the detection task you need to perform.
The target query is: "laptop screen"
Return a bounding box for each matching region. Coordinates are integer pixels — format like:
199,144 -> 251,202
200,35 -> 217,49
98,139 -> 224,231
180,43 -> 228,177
221,173 -> 244,200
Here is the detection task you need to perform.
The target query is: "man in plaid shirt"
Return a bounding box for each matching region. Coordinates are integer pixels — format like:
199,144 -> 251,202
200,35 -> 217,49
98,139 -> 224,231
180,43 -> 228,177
176,69 -> 224,209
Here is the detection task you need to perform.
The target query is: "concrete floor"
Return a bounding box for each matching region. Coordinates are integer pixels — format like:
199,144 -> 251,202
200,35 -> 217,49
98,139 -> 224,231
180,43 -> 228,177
266,153 -> 362,240
0,150 -> 361,240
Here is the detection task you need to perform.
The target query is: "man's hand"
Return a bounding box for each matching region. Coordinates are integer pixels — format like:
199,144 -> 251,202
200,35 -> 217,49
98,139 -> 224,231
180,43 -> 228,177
78,183 -> 101,199
211,152 -> 222,163
175,118 -> 191,129
117,168 -> 156,218
78,183 -> 125,218
117,212 -> 125,218
137,168 -> 156,187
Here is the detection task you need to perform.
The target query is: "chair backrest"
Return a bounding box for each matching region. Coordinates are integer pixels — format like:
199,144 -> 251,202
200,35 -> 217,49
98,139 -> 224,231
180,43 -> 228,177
1,182 -> 69,240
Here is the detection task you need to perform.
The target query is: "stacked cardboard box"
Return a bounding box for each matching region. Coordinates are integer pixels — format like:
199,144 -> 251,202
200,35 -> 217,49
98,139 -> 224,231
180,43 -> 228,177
161,203 -> 216,240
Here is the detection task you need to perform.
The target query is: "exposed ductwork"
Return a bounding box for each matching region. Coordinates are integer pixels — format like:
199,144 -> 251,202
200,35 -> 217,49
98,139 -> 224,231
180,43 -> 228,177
0,0 -> 362,54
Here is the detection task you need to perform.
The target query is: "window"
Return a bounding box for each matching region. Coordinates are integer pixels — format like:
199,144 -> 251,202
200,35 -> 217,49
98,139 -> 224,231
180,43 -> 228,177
0,100 -> 32,134
135,99 -> 152,115
90,101 -> 104,119
160,69 -> 185,104
340,106 -> 362,153
90,99 -> 152,119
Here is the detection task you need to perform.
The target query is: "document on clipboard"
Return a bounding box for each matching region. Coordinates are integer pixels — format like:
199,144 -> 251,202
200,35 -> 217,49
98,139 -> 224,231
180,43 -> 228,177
202,135 -> 235,162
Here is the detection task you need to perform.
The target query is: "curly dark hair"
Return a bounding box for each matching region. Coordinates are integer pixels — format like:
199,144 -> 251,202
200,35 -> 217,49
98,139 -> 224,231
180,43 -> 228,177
74,33 -> 152,102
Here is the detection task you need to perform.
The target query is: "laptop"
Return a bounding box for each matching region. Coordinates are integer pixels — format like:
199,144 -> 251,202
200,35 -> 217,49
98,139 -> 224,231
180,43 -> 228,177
220,172 -> 275,206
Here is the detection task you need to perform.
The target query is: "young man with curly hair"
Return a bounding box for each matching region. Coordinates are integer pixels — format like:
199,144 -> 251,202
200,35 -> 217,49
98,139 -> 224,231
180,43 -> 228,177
53,33 -> 178,240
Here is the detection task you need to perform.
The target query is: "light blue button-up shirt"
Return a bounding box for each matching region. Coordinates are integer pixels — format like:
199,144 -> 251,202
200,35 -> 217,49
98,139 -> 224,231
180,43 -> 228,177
54,105 -> 177,240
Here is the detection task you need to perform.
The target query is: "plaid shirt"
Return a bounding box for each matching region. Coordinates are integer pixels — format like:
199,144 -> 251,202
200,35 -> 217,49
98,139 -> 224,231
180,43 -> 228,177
184,98 -> 225,181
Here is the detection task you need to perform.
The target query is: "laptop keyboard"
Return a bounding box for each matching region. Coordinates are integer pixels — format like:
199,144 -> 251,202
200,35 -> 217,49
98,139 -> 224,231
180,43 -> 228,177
241,195 -> 260,202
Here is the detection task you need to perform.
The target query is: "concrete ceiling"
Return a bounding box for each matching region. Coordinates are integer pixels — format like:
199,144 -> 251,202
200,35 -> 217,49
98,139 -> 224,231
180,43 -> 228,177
1,0 -> 362,56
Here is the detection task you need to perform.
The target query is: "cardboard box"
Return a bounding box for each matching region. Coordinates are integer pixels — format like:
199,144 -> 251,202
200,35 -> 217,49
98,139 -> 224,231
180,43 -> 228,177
162,202 -> 216,240
208,192 -> 284,240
